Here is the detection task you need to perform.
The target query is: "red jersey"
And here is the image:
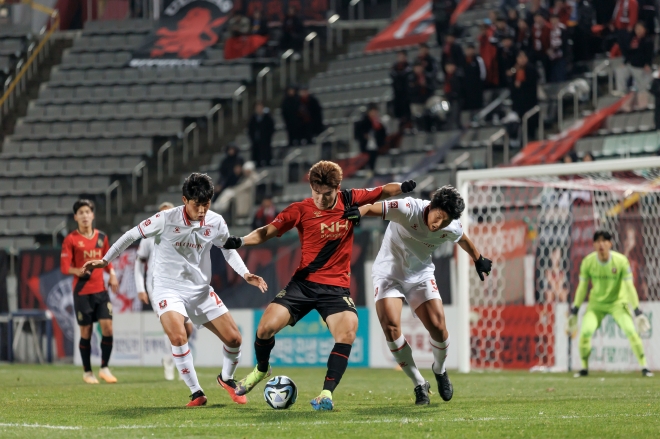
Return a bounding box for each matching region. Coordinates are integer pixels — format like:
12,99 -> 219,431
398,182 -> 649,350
60,229 -> 113,295
271,187 -> 384,288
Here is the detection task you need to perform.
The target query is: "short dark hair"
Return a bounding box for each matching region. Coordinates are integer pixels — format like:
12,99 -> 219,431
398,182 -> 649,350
308,161 -> 343,189
593,230 -> 613,242
429,186 -> 465,220
182,173 -> 214,203
73,199 -> 94,214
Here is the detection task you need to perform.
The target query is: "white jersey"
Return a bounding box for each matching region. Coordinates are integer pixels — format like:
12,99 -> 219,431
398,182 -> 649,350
135,237 -> 155,294
372,197 -> 463,283
105,206 -> 249,294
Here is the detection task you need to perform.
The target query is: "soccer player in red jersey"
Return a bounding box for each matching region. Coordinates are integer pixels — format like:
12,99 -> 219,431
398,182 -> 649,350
223,161 -> 416,410
60,200 -> 119,384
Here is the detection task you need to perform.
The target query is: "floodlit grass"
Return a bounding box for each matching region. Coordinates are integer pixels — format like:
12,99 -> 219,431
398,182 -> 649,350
0,365 -> 658,438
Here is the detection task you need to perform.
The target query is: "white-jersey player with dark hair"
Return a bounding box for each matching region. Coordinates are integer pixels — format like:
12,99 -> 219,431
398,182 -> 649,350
83,173 -> 268,407
134,201 -> 194,381
358,186 -> 492,405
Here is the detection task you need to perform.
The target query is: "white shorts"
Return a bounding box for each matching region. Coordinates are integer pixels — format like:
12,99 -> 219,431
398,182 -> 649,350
372,276 -> 441,312
151,287 -> 228,326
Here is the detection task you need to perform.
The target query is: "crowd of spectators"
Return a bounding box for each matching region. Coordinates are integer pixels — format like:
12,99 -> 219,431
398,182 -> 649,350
280,84 -> 325,147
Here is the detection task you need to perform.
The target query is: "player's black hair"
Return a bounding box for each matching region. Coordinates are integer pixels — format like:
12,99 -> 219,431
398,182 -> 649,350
593,230 -> 613,242
73,199 -> 94,214
429,185 -> 465,220
182,172 -> 214,204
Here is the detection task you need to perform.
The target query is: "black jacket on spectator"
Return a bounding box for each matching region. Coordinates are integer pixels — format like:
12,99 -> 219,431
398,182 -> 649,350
250,18 -> 269,36
281,94 -> 301,145
462,55 -> 486,110
355,113 -> 387,170
281,14 -> 304,51
418,53 -> 439,80
621,32 -> 654,68
390,61 -> 413,119
248,109 -> 275,167
298,94 -> 324,142
408,70 -> 436,104
441,42 -> 465,73
509,65 -> 539,117
639,0 -> 657,34
497,45 -> 519,88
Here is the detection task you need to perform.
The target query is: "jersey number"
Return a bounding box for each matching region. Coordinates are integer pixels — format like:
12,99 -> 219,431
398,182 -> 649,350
210,291 -> 223,307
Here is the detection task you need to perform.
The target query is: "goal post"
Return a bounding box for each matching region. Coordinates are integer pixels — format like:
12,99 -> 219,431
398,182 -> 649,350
456,157 -> 660,373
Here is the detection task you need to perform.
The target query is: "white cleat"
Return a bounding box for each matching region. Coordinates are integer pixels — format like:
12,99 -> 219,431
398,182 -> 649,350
163,356 -> 175,381
83,371 -> 99,384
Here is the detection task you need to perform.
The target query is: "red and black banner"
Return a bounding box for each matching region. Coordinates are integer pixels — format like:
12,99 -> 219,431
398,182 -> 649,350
130,0 -> 233,68
234,0 -> 328,24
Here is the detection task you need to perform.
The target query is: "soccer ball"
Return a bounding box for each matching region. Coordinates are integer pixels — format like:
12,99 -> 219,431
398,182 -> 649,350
263,376 -> 298,409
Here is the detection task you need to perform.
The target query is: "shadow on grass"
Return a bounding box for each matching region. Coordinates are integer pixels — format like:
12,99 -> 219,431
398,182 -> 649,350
101,404 -> 228,418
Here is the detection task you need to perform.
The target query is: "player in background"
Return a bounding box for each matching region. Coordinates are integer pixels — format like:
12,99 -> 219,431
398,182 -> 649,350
568,230 -> 653,378
135,201 -> 194,381
359,186 -> 491,404
223,160 -> 416,411
61,199 -> 120,384
83,173 -> 268,407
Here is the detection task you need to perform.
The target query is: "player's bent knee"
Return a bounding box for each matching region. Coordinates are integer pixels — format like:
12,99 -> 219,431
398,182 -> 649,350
257,322 -> 278,339
225,333 -> 242,348
169,333 -> 188,346
380,323 -> 401,341
335,330 -> 356,344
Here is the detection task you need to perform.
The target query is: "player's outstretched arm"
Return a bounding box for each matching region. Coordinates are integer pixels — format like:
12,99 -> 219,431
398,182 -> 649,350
358,203 -> 383,218
458,234 -> 492,281
82,226 -> 144,275
379,180 -> 416,200
223,224 -> 279,249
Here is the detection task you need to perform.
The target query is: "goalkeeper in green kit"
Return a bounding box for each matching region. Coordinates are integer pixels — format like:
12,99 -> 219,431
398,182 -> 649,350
568,230 -> 653,377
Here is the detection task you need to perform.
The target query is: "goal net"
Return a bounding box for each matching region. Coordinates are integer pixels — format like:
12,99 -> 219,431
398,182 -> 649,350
455,157 -> 660,373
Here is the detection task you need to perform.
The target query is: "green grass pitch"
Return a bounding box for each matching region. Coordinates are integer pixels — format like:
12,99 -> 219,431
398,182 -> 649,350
0,365 -> 658,438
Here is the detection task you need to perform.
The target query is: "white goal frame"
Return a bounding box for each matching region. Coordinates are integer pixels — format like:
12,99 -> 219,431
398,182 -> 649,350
455,156 -> 660,373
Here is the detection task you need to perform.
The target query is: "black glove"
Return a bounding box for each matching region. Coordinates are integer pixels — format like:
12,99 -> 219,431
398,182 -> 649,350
570,306 -> 579,316
401,180 -> 416,193
475,255 -> 492,281
223,236 -> 244,249
342,204 -> 361,225
634,308 -> 643,317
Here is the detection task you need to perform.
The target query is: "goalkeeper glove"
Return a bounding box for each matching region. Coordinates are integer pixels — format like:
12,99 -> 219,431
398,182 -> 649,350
474,255 -> 492,281
401,180 -> 416,193
223,236 -> 244,249
567,306 -> 579,337
634,308 -> 651,334
342,205 -> 361,225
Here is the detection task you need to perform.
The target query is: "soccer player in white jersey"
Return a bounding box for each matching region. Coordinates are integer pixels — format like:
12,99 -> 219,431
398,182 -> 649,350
359,186 -> 492,405
134,201 -> 195,381
83,173 -> 268,407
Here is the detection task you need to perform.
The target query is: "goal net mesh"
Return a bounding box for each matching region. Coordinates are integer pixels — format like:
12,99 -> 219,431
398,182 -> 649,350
465,167 -> 660,370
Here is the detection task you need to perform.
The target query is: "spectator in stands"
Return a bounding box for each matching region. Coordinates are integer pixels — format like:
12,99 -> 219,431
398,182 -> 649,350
582,152 -> 594,161
616,21 -> 653,106
280,5 -> 305,54
463,43 -> 486,116
548,14 -> 569,82
639,0 -> 656,35
611,0 -> 639,52
531,13 -> 552,81
432,0 -> 457,46
252,197 -> 279,230
492,13 -> 516,45
250,9 -> 270,36
417,43 -> 439,82
574,0 -> 597,62
443,60 -> 464,129
563,151 -> 579,163
390,50 -> 413,129
551,0 -> 573,25
516,18 -> 532,53
355,104 -> 387,173
525,0 -> 550,26
478,20 -> 500,87
506,8 -> 520,39
441,27 -> 465,75
213,162 -> 259,221
215,144 -> 244,198
508,51 -> 539,141
497,35 -> 519,88
500,0 -> 519,13
408,60 -> 437,130
650,70 -> 660,129
248,101 -> 275,168
297,85 -> 324,144
228,10 -> 251,38
281,85 -> 301,146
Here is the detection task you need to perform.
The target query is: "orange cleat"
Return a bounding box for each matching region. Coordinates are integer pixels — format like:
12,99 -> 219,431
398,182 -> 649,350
217,375 -> 247,404
187,390 -> 207,407
99,367 -> 118,383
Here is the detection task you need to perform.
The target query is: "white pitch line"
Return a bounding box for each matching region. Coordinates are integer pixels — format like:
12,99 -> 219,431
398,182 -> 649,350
0,413 -> 656,431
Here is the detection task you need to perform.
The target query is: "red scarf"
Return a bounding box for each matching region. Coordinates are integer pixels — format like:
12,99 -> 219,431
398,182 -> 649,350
515,67 -> 526,84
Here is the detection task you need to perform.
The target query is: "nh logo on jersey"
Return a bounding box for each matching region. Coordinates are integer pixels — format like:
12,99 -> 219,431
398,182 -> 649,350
144,219 -> 152,227
159,300 -> 167,309
320,220 -> 349,238
174,227 -> 180,233
83,249 -> 102,259
204,229 -> 211,237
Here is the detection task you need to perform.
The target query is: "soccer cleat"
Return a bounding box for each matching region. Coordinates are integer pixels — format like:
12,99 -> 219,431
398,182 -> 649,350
83,371 -> 99,384
642,369 -> 654,377
163,356 -> 175,381
186,390 -> 207,407
433,367 -> 453,401
217,375 -> 247,404
99,367 -> 118,383
235,365 -> 271,396
574,369 -> 588,378
414,381 -> 431,405
310,390 -> 334,411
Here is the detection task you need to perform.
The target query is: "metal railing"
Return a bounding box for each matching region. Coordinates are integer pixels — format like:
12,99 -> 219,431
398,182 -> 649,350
157,141 -> 174,183
303,32 -> 320,71
206,104 -> 223,144
348,0 -> 365,21
592,60 -> 614,108
232,86 -> 247,124
182,122 -> 198,163
256,67 -> 273,101
280,49 -> 295,89
521,105 -> 545,147
283,148 -> 302,184
105,181 -> 122,223
487,128 -> 510,168
0,10 -> 60,128
474,89 -> 510,125
327,14 -> 340,52
51,220 -> 67,247
558,84 -> 579,131
132,161 -> 148,203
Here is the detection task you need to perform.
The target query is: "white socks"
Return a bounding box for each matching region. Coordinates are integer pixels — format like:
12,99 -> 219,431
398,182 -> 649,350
430,334 -> 450,375
221,345 -> 241,381
172,343 -> 202,393
387,335 -> 426,387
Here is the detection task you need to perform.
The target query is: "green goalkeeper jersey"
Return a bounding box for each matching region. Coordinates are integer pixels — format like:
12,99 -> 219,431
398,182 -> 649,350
572,251 -> 638,311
